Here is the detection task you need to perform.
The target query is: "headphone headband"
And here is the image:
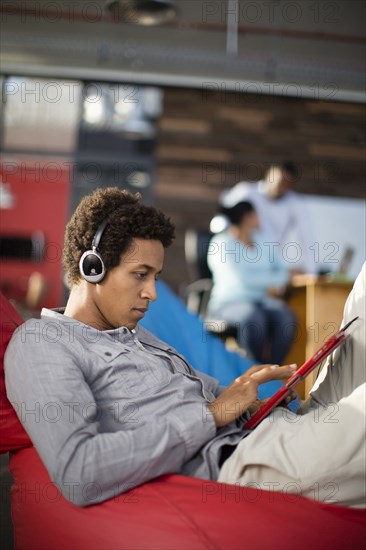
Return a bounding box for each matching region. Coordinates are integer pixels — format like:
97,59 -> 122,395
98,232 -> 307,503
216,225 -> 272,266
92,218 -> 109,251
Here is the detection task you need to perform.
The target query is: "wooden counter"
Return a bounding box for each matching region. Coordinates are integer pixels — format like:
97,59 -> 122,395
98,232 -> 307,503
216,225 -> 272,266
284,275 -> 354,398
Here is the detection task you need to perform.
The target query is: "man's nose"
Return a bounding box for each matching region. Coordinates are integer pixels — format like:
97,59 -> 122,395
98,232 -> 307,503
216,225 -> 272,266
141,280 -> 158,302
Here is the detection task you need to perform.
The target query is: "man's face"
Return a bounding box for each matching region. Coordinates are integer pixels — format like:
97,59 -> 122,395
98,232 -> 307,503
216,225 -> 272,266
266,168 -> 293,199
92,238 -> 164,331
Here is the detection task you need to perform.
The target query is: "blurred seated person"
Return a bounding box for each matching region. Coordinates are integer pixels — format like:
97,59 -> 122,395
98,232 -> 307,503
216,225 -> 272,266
206,201 -> 296,364
213,162 -> 316,274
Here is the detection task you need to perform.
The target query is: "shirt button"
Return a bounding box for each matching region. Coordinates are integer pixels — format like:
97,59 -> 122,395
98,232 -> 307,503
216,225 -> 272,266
105,351 -> 112,357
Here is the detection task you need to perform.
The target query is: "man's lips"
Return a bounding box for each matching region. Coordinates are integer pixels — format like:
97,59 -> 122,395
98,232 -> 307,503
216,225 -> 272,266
133,307 -> 148,317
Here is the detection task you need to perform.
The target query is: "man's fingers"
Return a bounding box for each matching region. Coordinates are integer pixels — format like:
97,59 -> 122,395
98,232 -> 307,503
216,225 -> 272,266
250,364 -> 297,384
243,364 -> 276,377
284,390 -> 298,404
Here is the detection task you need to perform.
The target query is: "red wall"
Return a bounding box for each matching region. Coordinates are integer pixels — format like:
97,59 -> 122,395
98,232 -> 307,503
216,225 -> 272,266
0,161 -> 71,309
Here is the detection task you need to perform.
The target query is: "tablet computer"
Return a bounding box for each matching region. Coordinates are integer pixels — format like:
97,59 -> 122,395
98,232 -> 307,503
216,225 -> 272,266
244,316 -> 358,430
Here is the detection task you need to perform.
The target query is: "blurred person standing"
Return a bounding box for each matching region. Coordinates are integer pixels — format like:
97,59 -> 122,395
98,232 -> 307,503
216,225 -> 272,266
215,163 -> 316,274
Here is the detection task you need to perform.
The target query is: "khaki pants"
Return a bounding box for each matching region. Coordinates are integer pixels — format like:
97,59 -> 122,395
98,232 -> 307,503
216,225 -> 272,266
218,263 -> 366,508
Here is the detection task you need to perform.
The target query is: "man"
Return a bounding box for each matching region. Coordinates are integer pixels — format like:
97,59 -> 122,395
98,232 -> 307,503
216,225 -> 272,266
5,188 -> 365,508
215,162 -> 316,273
4,188 -> 293,506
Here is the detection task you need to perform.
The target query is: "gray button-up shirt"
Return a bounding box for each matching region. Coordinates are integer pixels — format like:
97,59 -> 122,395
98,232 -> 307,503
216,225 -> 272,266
5,308 -> 248,506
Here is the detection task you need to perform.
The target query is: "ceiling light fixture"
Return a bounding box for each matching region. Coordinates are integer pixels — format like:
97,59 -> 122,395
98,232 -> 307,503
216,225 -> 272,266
107,0 -> 177,26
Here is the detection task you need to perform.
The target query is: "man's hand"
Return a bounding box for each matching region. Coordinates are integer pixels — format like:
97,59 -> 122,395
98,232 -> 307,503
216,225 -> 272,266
207,364 -> 297,428
247,398 -> 269,416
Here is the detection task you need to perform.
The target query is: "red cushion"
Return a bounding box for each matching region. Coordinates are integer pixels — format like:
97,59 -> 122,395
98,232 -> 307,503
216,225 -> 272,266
0,293 -> 32,452
9,447 -> 366,550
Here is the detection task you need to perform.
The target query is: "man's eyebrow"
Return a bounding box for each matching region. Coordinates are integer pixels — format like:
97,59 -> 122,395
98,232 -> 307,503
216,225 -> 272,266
135,263 -> 163,274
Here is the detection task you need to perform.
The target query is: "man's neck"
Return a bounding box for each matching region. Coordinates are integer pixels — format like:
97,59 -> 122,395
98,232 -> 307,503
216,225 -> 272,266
64,283 -> 100,328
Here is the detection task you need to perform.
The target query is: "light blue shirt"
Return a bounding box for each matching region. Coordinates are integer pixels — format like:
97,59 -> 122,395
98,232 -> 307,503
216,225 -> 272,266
207,230 -> 289,314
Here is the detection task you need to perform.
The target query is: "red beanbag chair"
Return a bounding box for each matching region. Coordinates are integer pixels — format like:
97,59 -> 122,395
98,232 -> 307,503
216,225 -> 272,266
1,293 -> 365,550
0,295 -> 32,453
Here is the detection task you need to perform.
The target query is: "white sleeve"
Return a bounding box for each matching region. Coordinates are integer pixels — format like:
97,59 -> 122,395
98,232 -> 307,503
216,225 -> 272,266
291,194 -> 317,273
220,182 -> 253,207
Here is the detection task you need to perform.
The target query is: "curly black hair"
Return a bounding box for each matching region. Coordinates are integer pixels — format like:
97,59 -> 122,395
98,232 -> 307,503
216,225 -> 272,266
63,187 -> 175,284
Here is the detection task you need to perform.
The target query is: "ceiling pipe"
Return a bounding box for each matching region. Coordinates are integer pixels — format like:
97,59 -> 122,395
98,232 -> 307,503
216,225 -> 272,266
226,0 -> 239,56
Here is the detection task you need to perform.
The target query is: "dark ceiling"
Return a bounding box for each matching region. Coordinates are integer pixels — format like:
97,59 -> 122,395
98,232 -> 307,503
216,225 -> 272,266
1,0 -> 365,102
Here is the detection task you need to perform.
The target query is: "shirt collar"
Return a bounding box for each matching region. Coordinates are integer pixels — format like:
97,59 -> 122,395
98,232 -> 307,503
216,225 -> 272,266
257,179 -> 268,195
41,307 -> 135,344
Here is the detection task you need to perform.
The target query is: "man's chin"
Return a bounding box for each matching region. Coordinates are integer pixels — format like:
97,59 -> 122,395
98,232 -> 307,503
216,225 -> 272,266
126,319 -> 138,330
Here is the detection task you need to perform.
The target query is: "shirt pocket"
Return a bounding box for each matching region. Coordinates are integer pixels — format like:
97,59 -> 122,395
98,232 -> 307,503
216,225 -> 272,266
101,347 -> 172,397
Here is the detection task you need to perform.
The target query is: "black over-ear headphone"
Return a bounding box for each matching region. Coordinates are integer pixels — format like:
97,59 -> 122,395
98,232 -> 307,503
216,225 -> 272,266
79,219 -> 109,283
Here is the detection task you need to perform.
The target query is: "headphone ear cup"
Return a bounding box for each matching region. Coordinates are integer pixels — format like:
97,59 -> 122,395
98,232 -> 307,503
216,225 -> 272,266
79,250 -> 106,283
